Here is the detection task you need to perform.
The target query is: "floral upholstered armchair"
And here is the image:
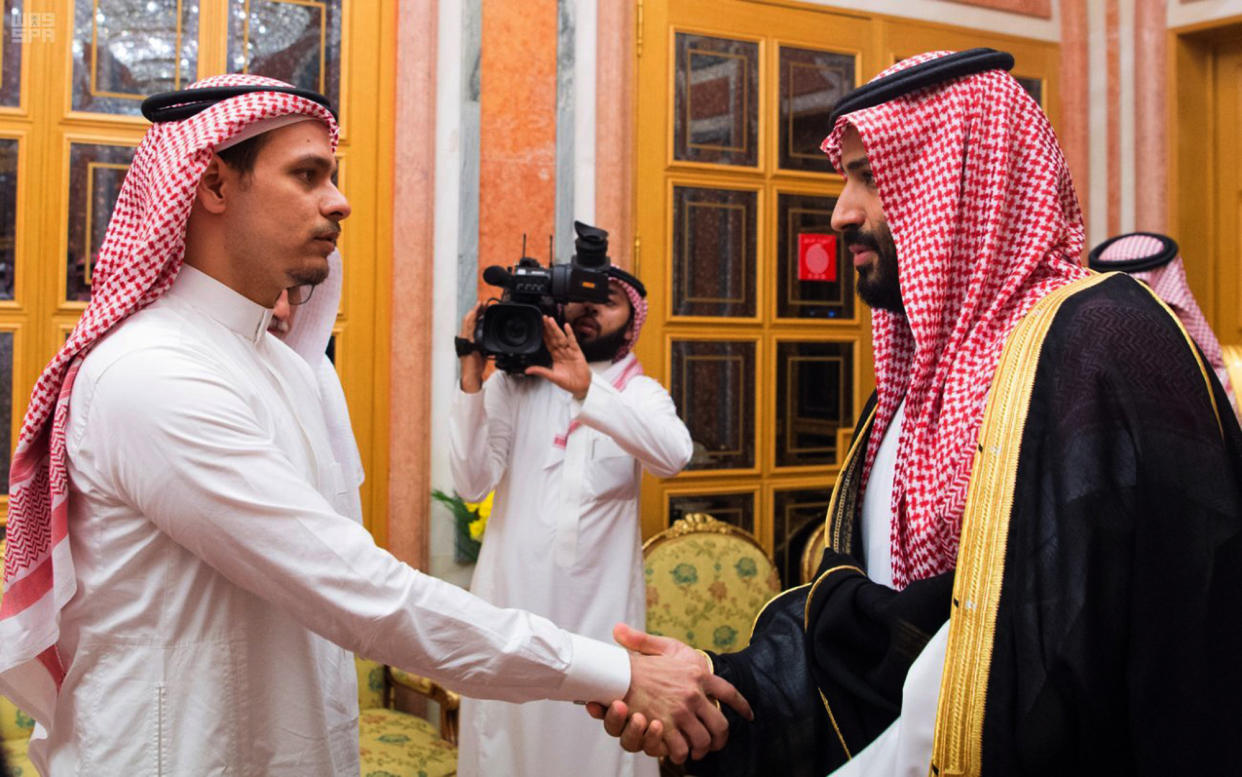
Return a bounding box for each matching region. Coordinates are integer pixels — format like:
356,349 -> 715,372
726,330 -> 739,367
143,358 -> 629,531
643,513 -> 782,653
355,657 -> 461,777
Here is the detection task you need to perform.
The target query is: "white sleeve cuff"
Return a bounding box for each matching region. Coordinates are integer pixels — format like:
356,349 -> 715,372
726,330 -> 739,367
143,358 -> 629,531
554,634 -> 631,704
453,382 -> 486,417
570,371 -> 617,425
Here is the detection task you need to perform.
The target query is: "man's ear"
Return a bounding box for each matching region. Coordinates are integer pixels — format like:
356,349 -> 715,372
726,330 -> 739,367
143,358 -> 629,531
197,156 -> 230,215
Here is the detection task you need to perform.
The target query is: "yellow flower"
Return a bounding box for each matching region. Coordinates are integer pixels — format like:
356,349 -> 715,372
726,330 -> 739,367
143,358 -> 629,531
464,492 -> 494,521
468,515 -> 488,541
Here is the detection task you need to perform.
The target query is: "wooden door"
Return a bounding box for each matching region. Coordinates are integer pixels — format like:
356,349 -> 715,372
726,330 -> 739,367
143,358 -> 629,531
1211,36 -> 1242,345
0,0 -> 394,541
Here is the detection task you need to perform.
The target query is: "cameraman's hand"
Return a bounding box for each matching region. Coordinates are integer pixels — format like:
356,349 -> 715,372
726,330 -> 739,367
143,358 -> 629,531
459,303 -> 486,394
524,316 -> 592,400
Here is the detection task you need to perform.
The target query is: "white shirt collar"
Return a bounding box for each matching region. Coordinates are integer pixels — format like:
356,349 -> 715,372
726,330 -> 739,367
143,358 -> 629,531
166,265 -> 274,345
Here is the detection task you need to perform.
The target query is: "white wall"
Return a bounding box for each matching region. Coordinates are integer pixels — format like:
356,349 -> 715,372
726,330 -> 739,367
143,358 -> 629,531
790,0 -> 1061,41
1168,0 -> 1242,28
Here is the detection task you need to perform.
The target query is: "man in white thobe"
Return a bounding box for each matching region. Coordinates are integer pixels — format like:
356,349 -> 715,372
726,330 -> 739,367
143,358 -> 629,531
451,266 -> 693,777
0,76 -> 746,776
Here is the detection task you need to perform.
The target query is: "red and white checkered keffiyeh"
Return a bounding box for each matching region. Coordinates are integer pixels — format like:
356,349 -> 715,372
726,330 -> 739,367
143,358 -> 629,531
611,277 -> 647,363
822,51 -> 1090,589
0,74 -> 338,717
1095,235 -> 1235,410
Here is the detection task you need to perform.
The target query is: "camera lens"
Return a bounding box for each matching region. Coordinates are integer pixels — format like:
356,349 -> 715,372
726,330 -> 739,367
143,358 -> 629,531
500,315 -> 531,348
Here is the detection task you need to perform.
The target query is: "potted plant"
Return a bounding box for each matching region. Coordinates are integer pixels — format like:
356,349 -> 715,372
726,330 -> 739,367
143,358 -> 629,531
431,489 -> 492,564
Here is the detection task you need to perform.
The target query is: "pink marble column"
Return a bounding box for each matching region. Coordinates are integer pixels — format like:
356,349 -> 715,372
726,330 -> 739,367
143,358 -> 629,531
595,0 -> 635,272
387,0 -> 439,569
1107,0 -> 1121,236
1060,0 -> 1091,247
1134,0 -> 1167,232
478,0 -> 558,298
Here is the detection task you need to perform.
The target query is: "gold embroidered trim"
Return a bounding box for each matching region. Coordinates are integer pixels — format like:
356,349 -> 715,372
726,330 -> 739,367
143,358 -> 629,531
929,273 -> 1110,777
829,403 -> 878,554
695,648 -> 715,676
748,582 -> 812,641
804,563 -> 865,759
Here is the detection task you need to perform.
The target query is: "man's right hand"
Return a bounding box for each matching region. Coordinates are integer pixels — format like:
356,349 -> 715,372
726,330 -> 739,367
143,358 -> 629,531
459,303 -> 485,393
595,623 -> 752,764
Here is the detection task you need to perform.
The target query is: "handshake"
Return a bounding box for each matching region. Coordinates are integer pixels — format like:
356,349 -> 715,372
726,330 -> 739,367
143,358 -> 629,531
586,623 -> 752,764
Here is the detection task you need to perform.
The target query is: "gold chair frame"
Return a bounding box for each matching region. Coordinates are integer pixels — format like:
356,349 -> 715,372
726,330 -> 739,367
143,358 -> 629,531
386,667 -> 461,745
801,521 -> 828,584
642,512 -> 768,556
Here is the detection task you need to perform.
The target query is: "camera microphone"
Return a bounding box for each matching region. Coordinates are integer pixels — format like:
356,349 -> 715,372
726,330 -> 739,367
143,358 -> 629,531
482,265 -> 513,288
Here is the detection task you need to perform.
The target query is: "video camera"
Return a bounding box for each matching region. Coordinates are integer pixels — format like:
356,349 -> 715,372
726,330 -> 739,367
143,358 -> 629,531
474,220 -> 613,374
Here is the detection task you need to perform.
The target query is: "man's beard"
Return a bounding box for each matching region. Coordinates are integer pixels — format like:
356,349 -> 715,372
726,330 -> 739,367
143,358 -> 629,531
577,323 -> 629,363
289,263 -> 330,287
844,224 -> 903,313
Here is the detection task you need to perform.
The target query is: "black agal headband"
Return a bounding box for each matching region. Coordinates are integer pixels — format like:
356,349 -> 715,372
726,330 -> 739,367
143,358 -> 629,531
1087,232 -> 1180,273
829,48 -> 1016,125
141,85 -> 336,123
607,266 -> 647,298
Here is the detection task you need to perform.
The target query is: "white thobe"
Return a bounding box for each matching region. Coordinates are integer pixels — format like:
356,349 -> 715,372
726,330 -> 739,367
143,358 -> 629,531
38,266 -> 630,776
450,356 -> 693,777
831,399 -> 948,777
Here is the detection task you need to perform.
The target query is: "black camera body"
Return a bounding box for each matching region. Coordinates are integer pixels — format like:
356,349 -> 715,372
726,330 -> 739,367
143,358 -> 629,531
475,221 -> 612,374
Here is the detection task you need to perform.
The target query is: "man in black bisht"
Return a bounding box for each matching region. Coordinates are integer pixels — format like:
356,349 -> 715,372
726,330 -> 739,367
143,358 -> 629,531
592,48 -> 1242,777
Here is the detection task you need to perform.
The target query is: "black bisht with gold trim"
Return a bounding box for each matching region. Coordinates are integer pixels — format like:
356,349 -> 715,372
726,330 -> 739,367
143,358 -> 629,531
689,281 -> 1242,776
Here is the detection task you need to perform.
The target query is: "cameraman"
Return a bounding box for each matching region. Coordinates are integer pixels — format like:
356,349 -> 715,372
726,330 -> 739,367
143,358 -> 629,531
450,267 -> 692,777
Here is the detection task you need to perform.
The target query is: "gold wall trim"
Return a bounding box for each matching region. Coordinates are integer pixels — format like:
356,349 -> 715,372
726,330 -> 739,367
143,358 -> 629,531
782,353 -> 846,455
683,46 -> 751,153
782,58 -> 852,161
82,161 -> 130,286
681,199 -> 750,303
929,273 -> 1108,776
89,0 -> 187,100
680,352 -> 747,456
242,0 -> 329,93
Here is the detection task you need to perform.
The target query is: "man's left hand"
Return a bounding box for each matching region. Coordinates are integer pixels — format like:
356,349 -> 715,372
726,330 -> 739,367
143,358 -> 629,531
524,315 -> 592,399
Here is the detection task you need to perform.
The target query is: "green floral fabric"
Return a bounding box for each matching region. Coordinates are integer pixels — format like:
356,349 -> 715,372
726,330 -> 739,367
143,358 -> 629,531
0,697 -> 33,747
356,657 -> 386,711
359,707 -> 457,777
645,534 -> 782,651
2,738 -> 31,777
